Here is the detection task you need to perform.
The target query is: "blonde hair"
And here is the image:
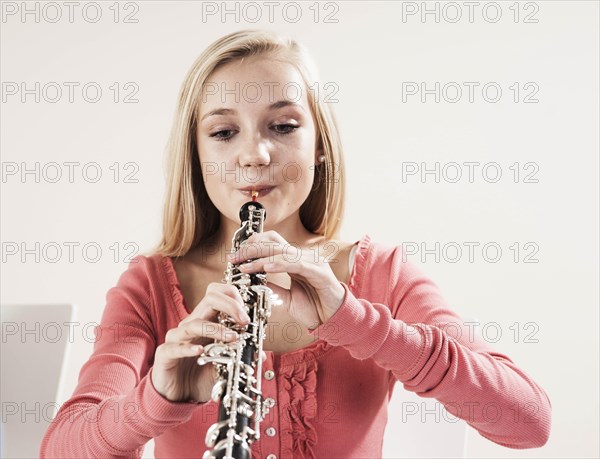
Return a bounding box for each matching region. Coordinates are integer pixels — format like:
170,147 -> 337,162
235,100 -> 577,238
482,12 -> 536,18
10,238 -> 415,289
151,29 -> 346,258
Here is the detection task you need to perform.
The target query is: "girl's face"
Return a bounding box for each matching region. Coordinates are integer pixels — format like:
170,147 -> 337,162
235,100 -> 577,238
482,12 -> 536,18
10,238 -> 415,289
196,57 -> 322,239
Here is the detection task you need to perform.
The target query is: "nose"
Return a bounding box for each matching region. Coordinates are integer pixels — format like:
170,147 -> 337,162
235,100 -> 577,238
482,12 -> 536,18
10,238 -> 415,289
238,134 -> 272,168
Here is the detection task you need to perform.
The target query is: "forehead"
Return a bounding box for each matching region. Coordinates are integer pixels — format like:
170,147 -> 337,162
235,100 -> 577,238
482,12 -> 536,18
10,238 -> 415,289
199,57 -> 309,111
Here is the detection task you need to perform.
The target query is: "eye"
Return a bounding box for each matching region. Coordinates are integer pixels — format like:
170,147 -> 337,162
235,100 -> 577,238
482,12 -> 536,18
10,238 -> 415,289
272,124 -> 299,135
209,124 -> 298,143
209,129 -> 237,142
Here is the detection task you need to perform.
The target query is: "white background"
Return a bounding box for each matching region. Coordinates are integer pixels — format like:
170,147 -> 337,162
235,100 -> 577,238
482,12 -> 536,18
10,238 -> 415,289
1,1 -> 598,458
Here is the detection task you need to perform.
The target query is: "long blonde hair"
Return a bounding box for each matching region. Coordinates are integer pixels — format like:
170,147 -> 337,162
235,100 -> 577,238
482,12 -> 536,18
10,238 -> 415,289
151,29 -> 346,258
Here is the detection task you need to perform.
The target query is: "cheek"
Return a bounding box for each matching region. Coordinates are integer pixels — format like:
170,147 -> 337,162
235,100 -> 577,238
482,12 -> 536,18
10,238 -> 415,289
278,163 -> 302,185
198,149 -> 236,188
275,157 -> 314,188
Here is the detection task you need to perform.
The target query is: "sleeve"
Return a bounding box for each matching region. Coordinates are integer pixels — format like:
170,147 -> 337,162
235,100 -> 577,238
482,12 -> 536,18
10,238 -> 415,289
308,245 -> 552,450
40,255 -> 204,458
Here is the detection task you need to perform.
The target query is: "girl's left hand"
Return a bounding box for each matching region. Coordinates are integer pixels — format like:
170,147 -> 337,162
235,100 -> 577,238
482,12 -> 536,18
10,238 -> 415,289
227,230 -> 346,330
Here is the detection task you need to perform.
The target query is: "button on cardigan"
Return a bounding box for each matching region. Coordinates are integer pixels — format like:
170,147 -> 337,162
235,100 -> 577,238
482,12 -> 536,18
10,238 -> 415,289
40,234 -> 552,458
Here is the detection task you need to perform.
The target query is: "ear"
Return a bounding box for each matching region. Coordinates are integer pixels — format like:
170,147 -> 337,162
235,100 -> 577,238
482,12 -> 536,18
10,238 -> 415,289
314,154 -> 324,167
314,139 -> 324,166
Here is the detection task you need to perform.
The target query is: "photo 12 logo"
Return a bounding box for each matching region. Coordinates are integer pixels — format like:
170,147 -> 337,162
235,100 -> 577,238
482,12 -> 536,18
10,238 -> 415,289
200,1 -> 340,24
2,241 -> 140,264
2,162 -> 140,184
201,80 -> 339,105
1,1 -> 140,23
400,1 -> 540,24
401,82 -> 540,104
2,82 -> 140,104
401,161 -> 540,184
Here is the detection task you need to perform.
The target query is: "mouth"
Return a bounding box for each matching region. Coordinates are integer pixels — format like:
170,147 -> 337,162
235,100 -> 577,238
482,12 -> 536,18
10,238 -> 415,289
238,187 -> 276,198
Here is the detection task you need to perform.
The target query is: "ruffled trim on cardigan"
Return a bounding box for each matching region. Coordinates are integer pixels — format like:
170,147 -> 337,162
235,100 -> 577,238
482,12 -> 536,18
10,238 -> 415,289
279,357 -> 318,459
348,233 -> 371,299
160,256 -> 191,319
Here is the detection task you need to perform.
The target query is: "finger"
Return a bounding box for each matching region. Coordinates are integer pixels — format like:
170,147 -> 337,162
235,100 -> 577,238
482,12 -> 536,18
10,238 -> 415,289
155,342 -> 204,364
240,252 -> 318,278
181,291 -> 249,325
230,241 -> 282,264
242,230 -> 287,246
167,319 -> 239,344
199,295 -> 250,324
231,231 -> 289,263
215,283 -> 246,302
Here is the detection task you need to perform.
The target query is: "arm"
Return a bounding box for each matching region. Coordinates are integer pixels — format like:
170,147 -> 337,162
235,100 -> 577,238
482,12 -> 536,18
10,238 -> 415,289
40,256 -> 202,458
308,245 -> 552,449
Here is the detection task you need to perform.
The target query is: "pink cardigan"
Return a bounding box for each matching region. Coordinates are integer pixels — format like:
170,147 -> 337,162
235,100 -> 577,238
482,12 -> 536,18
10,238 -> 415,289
40,234 -> 552,458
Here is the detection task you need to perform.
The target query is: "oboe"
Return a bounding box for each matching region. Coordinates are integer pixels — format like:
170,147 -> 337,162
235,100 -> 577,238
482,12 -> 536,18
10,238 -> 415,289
197,191 -> 281,459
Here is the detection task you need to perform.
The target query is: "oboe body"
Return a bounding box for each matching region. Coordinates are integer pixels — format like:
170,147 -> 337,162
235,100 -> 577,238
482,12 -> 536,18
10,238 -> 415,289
197,197 -> 281,459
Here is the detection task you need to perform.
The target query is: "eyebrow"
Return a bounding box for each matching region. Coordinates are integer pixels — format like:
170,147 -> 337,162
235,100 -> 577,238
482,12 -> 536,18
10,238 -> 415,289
200,100 -> 304,122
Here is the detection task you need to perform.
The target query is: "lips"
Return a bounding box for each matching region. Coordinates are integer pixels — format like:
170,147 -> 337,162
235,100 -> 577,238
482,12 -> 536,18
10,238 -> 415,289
238,186 -> 275,197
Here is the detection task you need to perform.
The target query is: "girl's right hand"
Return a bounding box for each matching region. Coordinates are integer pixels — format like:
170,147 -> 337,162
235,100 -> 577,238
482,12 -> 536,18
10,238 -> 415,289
151,282 -> 252,403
